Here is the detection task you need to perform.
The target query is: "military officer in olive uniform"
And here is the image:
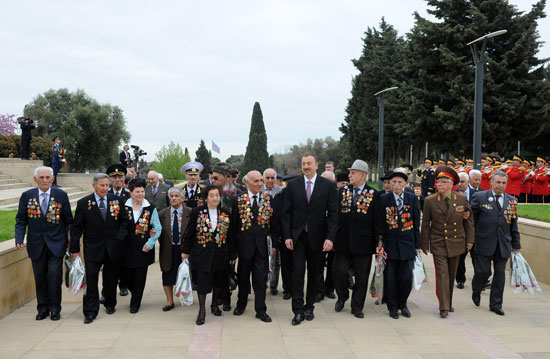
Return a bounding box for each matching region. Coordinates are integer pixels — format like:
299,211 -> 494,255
421,166 -> 474,318
107,164 -> 130,199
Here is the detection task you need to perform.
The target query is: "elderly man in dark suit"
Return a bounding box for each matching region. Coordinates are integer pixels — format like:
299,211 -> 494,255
333,160 -> 379,319
146,170 -> 170,211
422,167 -> 474,318
158,187 -> 191,311
70,173 -> 129,323
377,171 -> 421,319
15,166 -> 73,321
282,154 -> 338,326
119,145 -> 132,167
471,171 -> 521,316
233,171 -> 276,322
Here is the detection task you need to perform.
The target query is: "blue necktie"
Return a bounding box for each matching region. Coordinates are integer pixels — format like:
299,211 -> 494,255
99,198 -> 107,220
397,197 -> 403,215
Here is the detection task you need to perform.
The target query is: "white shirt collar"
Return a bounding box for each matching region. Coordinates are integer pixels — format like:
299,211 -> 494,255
248,190 -> 261,200
354,183 -> 365,192
39,187 -> 51,197
304,173 -> 317,185
125,198 -> 151,208
393,191 -> 404,202
94,192 -> 107,203
171,205 -> 183,214
187,183 -> 197,192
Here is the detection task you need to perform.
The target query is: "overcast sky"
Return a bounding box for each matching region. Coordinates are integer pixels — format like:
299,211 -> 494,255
1,0 -> 548,162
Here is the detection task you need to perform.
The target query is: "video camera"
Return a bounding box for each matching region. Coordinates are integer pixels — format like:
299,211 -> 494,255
131,145 -> 147,163
16,116 -> 36,125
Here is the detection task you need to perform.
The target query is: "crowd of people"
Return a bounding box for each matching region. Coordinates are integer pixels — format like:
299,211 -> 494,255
14,148 -> 525,326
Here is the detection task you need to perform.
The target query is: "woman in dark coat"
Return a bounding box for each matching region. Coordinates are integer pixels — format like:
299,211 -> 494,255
122,178 -> 162,313
182,185 -> 235,325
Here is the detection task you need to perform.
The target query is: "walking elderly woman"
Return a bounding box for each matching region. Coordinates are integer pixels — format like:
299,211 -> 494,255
158,187 -> 191,311
182,185 -> 235,325
122,178 -> 162,313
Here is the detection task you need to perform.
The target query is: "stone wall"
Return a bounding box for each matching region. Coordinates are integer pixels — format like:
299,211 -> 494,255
517,218 -> 550,285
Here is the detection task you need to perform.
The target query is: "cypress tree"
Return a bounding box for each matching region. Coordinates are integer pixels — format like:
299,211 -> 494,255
241,102 -> 269,177
195,139 -> 211,180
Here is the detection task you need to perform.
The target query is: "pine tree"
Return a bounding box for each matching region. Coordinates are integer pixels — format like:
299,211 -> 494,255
241,102 -> 269,177
195,139 -> 211,180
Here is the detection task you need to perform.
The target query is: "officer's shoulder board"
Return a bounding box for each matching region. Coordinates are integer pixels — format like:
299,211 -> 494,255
425,193 -> 439,201
456,192 -> 467,199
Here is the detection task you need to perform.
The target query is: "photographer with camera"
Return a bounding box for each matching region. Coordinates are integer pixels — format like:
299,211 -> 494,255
19,117 -> 36,160
119,145 -> 132,167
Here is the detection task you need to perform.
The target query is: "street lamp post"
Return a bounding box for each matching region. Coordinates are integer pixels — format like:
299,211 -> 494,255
374,86 -> 398,190
467,30 -> 507,170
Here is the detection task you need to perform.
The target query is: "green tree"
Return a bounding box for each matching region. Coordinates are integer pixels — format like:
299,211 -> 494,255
153,141 -> 190,180
195,139 -> 211,180
339,18 -> 408,173
241,102 -> 269,176
226,154 -> 245,170
401,0 -> 549,157
23,88 -> 130,171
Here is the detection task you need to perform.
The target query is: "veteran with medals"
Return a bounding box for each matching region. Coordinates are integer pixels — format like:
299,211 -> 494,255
376,171 -> 421,319
70,173 -> 128,323
180,161 -> 205,208
333,160 -> 379,318
233,171 -> 276,322
421,167 -> 474,318
182,185 -> 236,325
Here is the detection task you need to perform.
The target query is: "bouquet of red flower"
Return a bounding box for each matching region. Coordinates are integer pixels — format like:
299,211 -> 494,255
510,252 -> 541,294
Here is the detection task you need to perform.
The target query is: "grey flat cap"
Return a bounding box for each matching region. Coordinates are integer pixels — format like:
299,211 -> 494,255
212,162 -> 232,176
348,159 -> 369,173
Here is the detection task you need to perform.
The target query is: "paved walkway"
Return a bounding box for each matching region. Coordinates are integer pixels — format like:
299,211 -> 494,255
1,254 -> 549,359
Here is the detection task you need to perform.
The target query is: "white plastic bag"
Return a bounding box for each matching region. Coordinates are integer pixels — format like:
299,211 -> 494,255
510,252 -> 542,294
369,255 -> 385,299
68,256 -> 86,295
412,252 -> 428,291
174,259 -> 193,306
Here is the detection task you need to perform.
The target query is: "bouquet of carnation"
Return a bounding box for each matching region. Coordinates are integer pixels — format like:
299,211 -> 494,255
510,252 -> 541,294
412,252 -> 428,291
66,254 -> 86,295
370,251 -> 386,299
174,259 -> 193,306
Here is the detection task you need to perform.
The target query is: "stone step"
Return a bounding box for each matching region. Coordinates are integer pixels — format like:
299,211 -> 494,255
0,175 -> 10,180
0,179 -> 18,185
0,183 -> 30,190
0,187 -> 84,207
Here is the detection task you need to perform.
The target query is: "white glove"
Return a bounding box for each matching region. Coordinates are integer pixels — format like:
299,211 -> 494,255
530,171 -> 535,176
62,159 -> 66,163
501,165 -> 508,169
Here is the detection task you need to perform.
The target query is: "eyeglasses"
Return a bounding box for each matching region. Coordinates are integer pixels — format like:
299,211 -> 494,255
211,176 -> 220,180
265,176 -> 275,179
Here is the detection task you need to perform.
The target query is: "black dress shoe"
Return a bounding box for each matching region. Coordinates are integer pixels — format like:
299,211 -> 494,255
162,304 -> 174,312
335,300 -> 345,312
440,310 -> 449,318
472,293 -> 480,307
106,307 -> 116,315
119,287 -> 129,296
84,314 -> 94,324
130,307 -> 139,314
482,281 -> 491,291
270,289 -> 278,295
222,304 -> 231,312
291,313 -> 304,326
50,312 -> 60,321
449,307 -> 454,313
233,306 -> 245,316
314,292 -> 324,303
36,312 -> 49,320
283,292 -> 291,300
352,311 -> 364,319
401,307 -> 411,318
389,311 -> 399,319
490,308 -> 505,316
211,306 -> 222,316
304,310 -> 314,321
325,292 -> 336,299
255,313 -> 272,322
457,282 -> 465,289
196,312 -> 205,325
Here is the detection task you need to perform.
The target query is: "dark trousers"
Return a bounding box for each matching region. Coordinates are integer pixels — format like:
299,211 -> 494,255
472,243 -> 508,310
456,251 -> 468,283
333,252 -> 372,312
21,137 -> 31,159
84,252 -> 119,316
317,251 -> 335,295
237,248 -> 269,314
385,258 -> 413,313
123,266 -> 148,310
433,255 -> 460,311
31,245 -> 63,314
291,232 -> 322,314
532,194 -> 544,203
279,244 -> 293,294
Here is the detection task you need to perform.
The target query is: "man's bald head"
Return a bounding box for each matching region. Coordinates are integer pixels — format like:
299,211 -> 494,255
247,170 -> 263,194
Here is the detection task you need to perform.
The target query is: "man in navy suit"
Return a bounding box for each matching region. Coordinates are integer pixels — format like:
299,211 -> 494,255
376,171 -> 421,319
71,173 -> 128,323
15,166 -> 73,321
471,171 -> 521,316
282,154 -> 338,326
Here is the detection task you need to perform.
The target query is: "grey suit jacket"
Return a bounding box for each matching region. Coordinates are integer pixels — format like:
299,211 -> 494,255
145,183 -> 170,211
471,190 -> 521,259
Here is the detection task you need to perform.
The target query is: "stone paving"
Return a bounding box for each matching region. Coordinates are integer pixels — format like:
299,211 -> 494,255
1,253 -> 549,359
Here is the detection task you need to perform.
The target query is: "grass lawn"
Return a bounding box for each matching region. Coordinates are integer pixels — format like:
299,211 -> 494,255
0,210 -> 17,243
517,204 -> 550,223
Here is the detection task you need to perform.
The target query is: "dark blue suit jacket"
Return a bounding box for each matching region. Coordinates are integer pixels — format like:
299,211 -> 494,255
377,190 -> 421,260
15,187 -> 73,260
470,190 -> 521,259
